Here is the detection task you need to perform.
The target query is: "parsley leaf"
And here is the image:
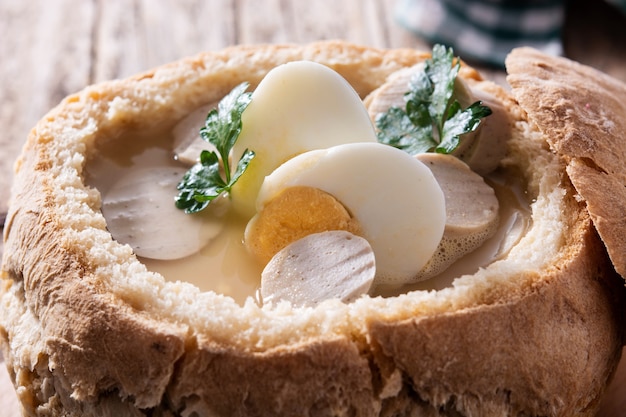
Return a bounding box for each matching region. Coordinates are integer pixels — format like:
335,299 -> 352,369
376,44 -> 492,155
175,82 -> 255,213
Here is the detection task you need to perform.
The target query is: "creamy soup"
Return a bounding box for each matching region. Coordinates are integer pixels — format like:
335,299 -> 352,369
84,120 -> 532,305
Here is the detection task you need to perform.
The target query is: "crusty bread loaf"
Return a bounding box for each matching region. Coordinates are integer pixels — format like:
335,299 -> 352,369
1,41 -> 624,416
506,47 -> 626,279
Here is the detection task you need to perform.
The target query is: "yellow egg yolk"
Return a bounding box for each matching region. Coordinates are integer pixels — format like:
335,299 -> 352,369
244,186 -> 362,265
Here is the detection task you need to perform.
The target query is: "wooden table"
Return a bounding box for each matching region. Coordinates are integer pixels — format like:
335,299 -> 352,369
1,0 -> 625,415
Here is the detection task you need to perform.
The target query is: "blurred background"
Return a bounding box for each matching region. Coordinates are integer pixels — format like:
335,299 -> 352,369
1,0 -> 625,415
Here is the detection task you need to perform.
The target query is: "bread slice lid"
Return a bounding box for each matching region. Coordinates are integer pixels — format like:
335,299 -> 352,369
506,47 -> 626,280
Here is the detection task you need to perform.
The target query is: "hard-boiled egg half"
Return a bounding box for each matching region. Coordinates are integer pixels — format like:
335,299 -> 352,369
245,142 -> 446,286
226,60 -> 446,286
229,61 -> 379,218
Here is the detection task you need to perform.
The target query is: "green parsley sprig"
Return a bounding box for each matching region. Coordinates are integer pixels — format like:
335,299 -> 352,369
376,44 -> 492,155
175,82 -> 255,213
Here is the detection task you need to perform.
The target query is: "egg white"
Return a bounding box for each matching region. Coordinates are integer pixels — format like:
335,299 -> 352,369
250,142 -> 446,285
229,61 -> 378,218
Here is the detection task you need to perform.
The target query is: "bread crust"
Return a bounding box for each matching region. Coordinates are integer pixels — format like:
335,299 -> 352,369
0,41 -> 624,417
506,47 -> 626,279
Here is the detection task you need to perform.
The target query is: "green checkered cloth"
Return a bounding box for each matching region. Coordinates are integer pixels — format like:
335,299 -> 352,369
395,0 -> 565,67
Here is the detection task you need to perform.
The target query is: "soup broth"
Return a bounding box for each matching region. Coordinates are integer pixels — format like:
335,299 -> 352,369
84,117 -> 532,304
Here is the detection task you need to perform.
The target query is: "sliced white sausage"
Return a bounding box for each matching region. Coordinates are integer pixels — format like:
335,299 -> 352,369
415,153 -> 499,280
260,231 -> 375,307
102,166 -> 225,260
172,103 -> 218,165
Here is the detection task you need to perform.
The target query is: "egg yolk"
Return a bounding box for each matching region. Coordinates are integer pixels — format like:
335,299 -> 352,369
244,186 -> 362,265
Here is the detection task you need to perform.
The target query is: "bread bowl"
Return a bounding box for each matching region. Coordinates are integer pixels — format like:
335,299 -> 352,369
0,41 -> 624,416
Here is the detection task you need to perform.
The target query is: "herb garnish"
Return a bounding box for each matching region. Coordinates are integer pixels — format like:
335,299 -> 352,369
175,82 -> 255,213
376,44 -> 492,155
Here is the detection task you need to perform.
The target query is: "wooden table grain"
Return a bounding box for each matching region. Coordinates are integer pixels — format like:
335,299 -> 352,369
1,1 -> 625,415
